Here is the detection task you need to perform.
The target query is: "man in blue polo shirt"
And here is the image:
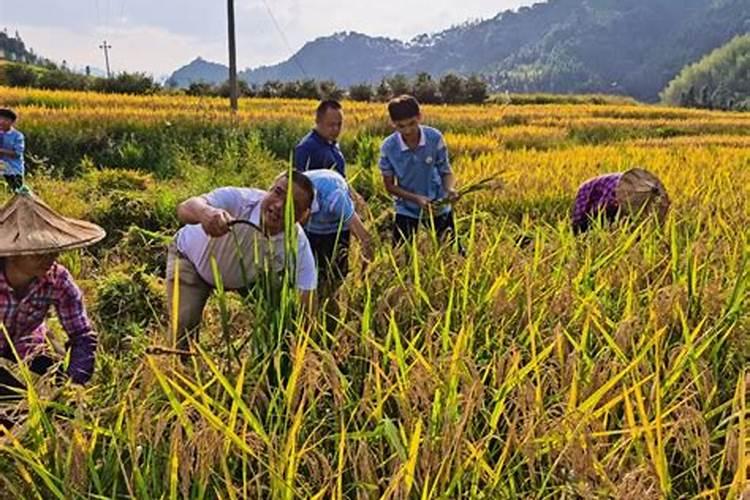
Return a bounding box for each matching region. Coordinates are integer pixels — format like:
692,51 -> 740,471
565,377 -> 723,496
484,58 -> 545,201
379,95 -> 460,247
0,108 -> 25,192
293,100 -> 346,177
304,169 -> 373,295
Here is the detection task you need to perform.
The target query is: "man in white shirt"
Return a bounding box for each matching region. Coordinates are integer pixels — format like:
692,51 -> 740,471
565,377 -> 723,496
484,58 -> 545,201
166,171 -> 317,350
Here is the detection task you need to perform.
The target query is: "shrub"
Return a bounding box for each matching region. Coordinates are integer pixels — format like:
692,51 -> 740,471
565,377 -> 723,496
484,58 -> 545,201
91,72 -> 159,95
93,265 -> 165,351
3,62 -> 38,87
84,168 -> 154,194
91,190 -> 169,245
440,73 -> 466,104
348,83 -> 373,102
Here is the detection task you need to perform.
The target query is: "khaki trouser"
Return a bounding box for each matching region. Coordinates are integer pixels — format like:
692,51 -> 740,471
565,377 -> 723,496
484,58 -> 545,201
166,243 -> 213,352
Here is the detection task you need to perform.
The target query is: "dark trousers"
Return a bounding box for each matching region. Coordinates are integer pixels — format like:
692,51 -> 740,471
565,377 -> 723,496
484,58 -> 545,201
393,211 -> 459,247
305,230 -> 351,290
3,175 -> 22,192
0,354 -> 55,401
0,354 -> 57,429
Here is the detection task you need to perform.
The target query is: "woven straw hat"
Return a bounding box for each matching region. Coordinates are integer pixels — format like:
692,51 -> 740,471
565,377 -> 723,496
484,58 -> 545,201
0,190 -> 106,257
615,167 -> 670,221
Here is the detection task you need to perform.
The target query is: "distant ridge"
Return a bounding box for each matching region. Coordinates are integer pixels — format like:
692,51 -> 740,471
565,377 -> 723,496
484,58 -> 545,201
167,0 -> 750,101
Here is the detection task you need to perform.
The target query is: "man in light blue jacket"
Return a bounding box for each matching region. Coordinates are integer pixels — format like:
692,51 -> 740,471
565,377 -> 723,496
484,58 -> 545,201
0,108 -> 25,192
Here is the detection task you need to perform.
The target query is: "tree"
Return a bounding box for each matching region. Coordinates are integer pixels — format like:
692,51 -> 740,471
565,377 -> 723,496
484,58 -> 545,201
318,80 -> 344,100
3,63 -> 38,87
412,72 -> 441,104
387,74 -> 411,97
464,74 -> 488,104
186,82 -> 215,96
439,73 -> 465,104
217,79 -> 253,98
38,68 -> 89,91
375,79 -> 391,102
298,79 -> 320,99
348,83 -> 373,102
662,34 -> 750,111
91,72 -> 159,95
258,80 -> 283,98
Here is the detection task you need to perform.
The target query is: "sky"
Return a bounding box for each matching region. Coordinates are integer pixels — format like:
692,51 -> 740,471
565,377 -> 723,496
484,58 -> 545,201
0,0 -> 532,79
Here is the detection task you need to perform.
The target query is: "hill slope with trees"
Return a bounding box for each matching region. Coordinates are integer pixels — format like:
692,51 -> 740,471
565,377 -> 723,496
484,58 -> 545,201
169,0 -> 750,101
661,34 -> 750,111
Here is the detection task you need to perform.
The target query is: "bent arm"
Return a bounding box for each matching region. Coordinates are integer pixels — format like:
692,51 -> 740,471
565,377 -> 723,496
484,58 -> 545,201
177,195 -> 235,237
348,212 -> 374,261
382,174 -> 430,205
293,144 -> 312,172
177,196 -> 215,225
55,276 -> 97,384
442,172 -> 456,192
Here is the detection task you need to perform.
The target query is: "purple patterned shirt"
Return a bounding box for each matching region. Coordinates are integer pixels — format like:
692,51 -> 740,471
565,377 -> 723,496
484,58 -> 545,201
0,262 -> 96,384
571,173 -> 623,233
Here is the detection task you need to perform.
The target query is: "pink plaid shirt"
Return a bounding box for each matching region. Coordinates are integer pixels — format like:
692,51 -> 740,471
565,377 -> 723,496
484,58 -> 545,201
0,262 -> 96,384
571,173 -> 623,233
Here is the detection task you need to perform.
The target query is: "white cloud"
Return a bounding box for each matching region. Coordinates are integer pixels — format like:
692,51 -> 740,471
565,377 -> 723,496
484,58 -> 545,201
6,0 -> 533,75
14,24 -> 226,79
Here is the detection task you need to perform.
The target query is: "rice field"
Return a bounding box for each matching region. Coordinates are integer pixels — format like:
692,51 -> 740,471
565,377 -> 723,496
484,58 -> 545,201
0,86 -> 748,498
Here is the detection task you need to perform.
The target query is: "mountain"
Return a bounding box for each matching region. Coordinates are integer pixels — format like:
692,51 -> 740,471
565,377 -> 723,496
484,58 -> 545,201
0,29 -> 46,65
167,0 -> 750,101
240,32 -> 415,85
165,57 -> 229,88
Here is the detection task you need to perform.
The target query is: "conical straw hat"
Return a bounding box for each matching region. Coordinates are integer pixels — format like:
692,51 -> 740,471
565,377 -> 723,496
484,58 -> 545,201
0,191 -> 106,257
615,167 -> 670,221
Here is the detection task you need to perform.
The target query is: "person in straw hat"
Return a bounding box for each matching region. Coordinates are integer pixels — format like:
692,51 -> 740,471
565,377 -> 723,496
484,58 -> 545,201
571,167 -> 670,234
0,188 -> 104,401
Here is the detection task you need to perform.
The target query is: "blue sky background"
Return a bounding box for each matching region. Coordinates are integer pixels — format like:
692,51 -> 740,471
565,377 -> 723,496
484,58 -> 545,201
1,0 -> 531,78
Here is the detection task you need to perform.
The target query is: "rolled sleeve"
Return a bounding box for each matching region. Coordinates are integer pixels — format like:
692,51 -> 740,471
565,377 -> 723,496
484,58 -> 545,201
334,192 -> 355,229
378,144 -> 395,176
204,187 -> 249,218
12,132 -> 25,157
435,134 -> 452,175
55,274 -> 96,384
293,144 -> 312,172
295,230 -> 318,291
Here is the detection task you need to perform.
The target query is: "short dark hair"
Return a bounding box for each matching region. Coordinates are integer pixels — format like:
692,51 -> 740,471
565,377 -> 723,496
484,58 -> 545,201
277,170 -> 315,210
0,108 -> 18,122
387,95 -> 420,122
315,100 -> 342,121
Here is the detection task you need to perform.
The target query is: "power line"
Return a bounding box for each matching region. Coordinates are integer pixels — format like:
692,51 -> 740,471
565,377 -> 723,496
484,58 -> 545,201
259,0 -> 308,79
119,0 -> 128,23
104,0 -> 112,41
94,0 -> 101,28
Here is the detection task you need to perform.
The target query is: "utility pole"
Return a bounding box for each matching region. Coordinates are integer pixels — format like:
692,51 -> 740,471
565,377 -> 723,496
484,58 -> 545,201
226,0 -> 239,112
99,40 -> 112,78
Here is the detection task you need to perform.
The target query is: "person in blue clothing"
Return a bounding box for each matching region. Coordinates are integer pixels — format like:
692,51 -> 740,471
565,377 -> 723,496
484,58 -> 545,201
0,108 -> 25,192
303,169 -> 373,295
378,95 -> 460,247
293,100 -> 346,177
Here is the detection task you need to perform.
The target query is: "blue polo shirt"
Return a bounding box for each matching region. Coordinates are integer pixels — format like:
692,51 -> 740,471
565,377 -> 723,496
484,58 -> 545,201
294,129 -> 346,177
304,170 -> 355,235
379,125 -> 452,219
0,128 -> 25,176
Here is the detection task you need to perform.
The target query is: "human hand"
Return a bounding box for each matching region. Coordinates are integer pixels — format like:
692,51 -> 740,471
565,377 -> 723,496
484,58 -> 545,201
414,195 -> 433,211
361,239 -> 375,263
446,188 -> 460,202
201,207 -> 233,237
